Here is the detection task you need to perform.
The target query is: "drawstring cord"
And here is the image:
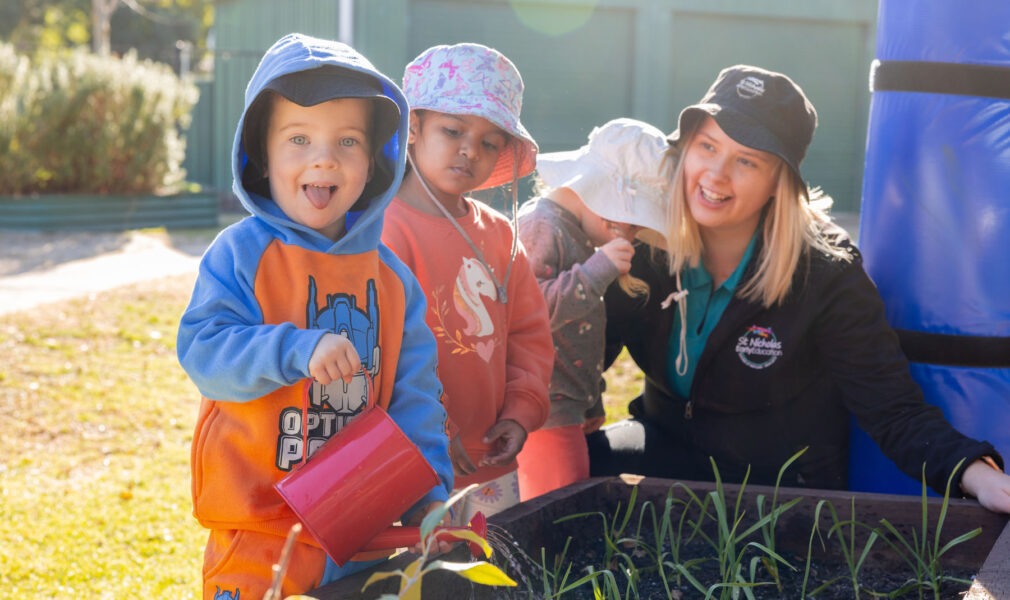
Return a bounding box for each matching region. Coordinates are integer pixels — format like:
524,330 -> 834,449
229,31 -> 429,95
660,270 -> 690,377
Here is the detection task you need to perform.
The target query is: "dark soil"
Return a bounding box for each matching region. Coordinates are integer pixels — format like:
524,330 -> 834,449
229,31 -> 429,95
484,522 -> 976,599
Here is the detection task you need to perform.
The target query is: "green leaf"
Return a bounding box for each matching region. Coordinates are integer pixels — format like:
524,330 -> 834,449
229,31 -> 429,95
424,560 -> 518,586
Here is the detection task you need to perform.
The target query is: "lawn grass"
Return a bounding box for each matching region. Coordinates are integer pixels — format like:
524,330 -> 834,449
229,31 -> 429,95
0,273 -> 205,599
0,271 -> 642,598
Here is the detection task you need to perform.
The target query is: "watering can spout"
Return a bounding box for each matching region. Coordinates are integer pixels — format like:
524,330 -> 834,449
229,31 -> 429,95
361,511 -> 488,558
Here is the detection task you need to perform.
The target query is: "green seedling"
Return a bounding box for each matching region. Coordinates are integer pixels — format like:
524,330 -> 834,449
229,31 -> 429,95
799,498 -> 831,599
755,447 -> 807,590
531,536 -> 618,598
556,484 -> 642,576
810,497 -> 880,599
662,481 -> 714,587
675,458 -> 795,600
875,458 -> 981,599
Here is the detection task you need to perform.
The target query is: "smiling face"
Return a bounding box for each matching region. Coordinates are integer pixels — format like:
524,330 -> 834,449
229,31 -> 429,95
682,116 -> 782,242
265,95 -> 374,241
408,111 -> 508,207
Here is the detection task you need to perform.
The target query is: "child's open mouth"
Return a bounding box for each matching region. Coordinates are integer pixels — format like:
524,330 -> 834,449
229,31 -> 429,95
303,184 -> 337,209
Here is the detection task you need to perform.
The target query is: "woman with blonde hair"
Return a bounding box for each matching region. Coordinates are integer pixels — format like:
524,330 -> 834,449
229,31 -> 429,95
588,65 -> 1010,513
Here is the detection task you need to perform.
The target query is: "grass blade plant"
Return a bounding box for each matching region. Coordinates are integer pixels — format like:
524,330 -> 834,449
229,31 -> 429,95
663,481 -> 714,588
810,497 -> 880,598
754,447 -> 807,590
875,459 -> 982,599
530,537 -> 620,598
799,498 -> 832,598
555,484 -> 642,576
677,458 -> 795,600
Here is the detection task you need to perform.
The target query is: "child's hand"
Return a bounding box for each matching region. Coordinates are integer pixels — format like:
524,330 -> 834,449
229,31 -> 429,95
599,238 -> 635,274
582,415 -> 607,434
479,419 -> 528,466
406,501 -> 455,555
307,333 -> 362,385
450,434 -> 478,476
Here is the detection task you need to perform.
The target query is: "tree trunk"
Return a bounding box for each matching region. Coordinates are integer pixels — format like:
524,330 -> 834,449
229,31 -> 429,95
91,0 -> 118,56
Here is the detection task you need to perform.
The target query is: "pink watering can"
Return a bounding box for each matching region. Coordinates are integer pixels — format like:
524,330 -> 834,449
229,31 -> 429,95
274,379 -> 487,566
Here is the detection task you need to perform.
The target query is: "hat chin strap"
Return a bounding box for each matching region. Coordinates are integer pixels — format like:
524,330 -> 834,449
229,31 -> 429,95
405,147 -> 517,305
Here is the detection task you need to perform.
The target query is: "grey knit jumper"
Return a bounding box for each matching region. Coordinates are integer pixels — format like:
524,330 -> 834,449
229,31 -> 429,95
516,197 -> 621,429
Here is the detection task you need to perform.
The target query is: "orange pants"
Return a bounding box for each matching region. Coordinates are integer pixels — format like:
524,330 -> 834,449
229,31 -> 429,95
516,424 -> 589,501
203,528 -> 325,600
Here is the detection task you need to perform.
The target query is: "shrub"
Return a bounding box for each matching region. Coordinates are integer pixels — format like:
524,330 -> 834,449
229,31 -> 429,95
0,42 -> 198,195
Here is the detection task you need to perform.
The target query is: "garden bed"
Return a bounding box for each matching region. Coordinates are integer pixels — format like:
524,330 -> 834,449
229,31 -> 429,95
309,475 -> 1009,599
0,192 -> 219,231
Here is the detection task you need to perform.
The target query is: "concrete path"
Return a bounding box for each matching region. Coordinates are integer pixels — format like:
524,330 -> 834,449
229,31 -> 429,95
0,229 -> 214,316
0,211 -> 860,317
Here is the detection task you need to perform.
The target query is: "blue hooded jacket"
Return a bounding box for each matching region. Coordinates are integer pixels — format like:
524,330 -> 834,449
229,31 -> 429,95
177,33 -> 452,558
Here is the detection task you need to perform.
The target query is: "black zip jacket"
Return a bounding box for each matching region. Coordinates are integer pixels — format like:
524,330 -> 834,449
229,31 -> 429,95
603,223 -> 1000,494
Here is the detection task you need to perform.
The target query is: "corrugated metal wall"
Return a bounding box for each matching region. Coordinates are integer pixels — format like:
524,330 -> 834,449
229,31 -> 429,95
204,0 -> 877,211
181,78 -> 214,186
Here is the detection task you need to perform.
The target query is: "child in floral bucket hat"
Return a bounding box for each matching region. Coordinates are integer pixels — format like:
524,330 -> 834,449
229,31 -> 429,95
381,43 -> 553,526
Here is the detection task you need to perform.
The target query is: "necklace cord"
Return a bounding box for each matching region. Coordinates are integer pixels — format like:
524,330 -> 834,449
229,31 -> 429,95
405,148 -> 516,304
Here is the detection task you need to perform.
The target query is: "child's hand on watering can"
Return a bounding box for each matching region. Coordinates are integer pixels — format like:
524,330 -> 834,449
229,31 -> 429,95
407,501 -> 455,555
308,333 -> 361,385
450,434 -> 478,476
479,419 -> 527,466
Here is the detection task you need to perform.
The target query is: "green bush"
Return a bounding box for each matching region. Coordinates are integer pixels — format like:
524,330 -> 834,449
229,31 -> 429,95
0,42 -> 198,195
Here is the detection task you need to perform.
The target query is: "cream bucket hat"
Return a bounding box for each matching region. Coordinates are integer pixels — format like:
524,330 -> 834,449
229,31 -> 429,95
536,118 -> 671,247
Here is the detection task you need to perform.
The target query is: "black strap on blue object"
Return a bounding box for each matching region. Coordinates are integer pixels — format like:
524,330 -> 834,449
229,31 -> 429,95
870,59 -> 1010,100
895,329 -> 1010,368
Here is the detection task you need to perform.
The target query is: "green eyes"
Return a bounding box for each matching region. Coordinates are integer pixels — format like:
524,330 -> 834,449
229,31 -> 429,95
288,136 -> 360,147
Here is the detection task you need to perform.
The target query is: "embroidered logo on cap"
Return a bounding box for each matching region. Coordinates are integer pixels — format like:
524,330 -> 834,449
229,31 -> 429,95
736,76 -> 765,99
735,325 -> 782,369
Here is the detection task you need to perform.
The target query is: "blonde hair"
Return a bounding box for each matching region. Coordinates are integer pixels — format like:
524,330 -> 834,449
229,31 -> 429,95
664,130 -> 851,308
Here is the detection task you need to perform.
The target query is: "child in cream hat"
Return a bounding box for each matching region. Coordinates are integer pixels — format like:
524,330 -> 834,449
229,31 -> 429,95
515,118 -> 672,500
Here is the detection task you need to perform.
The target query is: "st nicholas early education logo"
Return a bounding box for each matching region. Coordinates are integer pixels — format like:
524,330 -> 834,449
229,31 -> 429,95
736,76 -> 765,99
735,326 -> 783,369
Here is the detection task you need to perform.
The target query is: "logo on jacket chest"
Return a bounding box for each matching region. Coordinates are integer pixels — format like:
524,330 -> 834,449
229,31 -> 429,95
735,325 -> 783,369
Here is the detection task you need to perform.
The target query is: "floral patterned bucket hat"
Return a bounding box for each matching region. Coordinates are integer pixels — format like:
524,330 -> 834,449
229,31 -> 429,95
403,43 -> 538,190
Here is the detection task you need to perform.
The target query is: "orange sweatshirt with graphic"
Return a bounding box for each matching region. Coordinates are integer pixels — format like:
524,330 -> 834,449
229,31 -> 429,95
382,196 -> 553,487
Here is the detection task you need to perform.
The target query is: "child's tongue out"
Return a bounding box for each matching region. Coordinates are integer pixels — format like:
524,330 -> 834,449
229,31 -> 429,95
304,184 -> 334,209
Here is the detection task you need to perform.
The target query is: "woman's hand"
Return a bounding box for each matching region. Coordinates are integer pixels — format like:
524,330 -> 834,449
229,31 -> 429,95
960,458 -> 1010,513
480,419 -> 528,466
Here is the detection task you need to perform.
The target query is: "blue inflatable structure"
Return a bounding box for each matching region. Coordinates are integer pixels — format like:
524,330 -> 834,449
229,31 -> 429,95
849,0 -> 1010,495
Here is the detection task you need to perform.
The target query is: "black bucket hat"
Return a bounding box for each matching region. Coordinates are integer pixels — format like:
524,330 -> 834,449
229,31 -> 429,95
263,66 -> 400,148
667,65 -> 817,181
242,65 -> 401,201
